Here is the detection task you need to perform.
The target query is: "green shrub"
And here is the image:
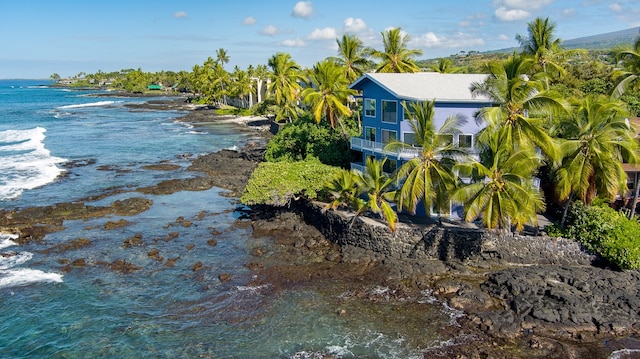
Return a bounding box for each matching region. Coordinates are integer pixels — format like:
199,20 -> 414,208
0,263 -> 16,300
241,160 -> 341,206
556,202 -> 640,270
264,113 -> 358,168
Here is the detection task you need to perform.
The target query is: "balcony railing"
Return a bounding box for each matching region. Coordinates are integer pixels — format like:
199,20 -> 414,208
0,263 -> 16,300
350,137 -> 422,160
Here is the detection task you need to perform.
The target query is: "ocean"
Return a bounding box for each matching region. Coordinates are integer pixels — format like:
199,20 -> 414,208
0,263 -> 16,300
0,79 -> 457,358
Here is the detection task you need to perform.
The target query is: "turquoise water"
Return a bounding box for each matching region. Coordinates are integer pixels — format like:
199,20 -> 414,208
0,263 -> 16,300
0,80 -> 454,358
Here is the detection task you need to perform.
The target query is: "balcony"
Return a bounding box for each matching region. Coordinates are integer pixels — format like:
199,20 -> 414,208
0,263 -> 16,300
350,137 -> 422,160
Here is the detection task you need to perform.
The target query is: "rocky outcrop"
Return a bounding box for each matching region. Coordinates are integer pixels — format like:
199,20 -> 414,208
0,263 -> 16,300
288,199 -> 640,342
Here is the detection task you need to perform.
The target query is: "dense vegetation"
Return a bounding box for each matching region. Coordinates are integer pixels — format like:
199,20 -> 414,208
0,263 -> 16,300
66,18 -> 640,269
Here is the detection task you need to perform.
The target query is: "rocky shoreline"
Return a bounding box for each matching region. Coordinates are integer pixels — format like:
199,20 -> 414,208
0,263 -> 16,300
2,98 -> 640,357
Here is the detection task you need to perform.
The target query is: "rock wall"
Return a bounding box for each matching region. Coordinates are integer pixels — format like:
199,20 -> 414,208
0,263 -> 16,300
293,200 -> 597,269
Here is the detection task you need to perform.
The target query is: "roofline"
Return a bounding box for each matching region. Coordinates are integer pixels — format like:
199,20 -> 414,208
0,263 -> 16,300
349,73 -> 493,104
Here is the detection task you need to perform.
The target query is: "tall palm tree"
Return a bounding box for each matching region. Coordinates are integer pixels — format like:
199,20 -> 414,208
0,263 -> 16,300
354,157 -> 398,232
516,17 -> 566,90
430,58 -> 458,74
612,36 -> 640,99
471,54 -> 569,163
267,52 -> 304,122
216,48 -> 230,68
301,60 -> 356,130
331,34 -> 371,82
385,100 -> 467,216
553,96 -> 639,208
452,133 -> 545,232
372,28 -> 423,73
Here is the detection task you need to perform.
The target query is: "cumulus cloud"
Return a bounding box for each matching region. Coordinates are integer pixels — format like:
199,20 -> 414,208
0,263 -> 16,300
498,34 -> 510,41
261,25 -> 279,36
609,3 -> 623,12
307,27 -> 338,40
292,1 -> 313,18
343,17 -> 367,33
173,11 -> 188,18
494,7 -> 530,21
492,0 -> 553,21
412,31 -> 485,49
282,38 -> 306,47
243,16 -> 256,25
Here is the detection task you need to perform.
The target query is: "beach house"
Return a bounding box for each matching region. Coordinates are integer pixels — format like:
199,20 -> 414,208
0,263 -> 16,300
348,72 -> 493,216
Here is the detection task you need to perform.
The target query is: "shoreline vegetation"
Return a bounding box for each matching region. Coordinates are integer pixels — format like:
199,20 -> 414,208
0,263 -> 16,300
19,16 -> 640,357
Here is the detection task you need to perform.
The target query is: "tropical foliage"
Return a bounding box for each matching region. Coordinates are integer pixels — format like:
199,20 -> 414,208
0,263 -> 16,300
372,28 -> 423,73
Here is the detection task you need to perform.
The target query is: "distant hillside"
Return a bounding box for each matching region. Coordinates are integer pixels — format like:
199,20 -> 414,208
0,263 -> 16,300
563,26 -> 640,49
485,26 -> 640,55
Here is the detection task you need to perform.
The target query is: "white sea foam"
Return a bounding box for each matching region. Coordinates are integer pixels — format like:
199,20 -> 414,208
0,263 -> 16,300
0,239 -> 63,288
57,100 -> 120,109
609,349 -> 640,359
0,127 -> 66,200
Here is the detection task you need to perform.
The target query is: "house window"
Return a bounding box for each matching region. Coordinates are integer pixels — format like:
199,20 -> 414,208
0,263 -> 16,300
403,104 -> 414,120
383,158 -> 397,173
365,99 -> 376,117
365,127 -> 376,142
381,129 -> 397,144
435,134 -> 453,147
458,134 -> 473,148
382,100 -> 397,123
404,132 -> 418,146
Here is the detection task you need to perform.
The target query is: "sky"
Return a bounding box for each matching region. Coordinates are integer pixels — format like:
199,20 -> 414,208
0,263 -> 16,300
1,0 -> 639,79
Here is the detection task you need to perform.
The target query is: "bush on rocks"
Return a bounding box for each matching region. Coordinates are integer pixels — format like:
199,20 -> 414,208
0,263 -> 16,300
547,202 -> 640,270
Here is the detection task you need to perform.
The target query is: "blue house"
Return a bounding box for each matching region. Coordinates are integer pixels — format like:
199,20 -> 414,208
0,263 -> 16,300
348,72 -> 494,216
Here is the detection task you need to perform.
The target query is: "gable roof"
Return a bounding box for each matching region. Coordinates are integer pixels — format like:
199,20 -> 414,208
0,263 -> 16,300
349,72 -> 491,103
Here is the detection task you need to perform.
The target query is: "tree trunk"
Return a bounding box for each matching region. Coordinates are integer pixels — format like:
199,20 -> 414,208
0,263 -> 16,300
630,172 -> 640,218
560,193 -> 573,226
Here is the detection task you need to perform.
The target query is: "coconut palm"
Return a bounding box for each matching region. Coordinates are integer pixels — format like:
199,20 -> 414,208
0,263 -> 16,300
301,60 -> 356,130
612,36 -> 640,99
324,169 -> 362,211
430,58 -> 458,74
553,96 -> 639,208
471,54 -> 569,163
267,52 -> 304,122
372,28 -> 423,73
385,100 -> 467,216
452,133 -> 546,232
331,34 -> 371,82
216,48 -> 230,68
354,157 -> 398,232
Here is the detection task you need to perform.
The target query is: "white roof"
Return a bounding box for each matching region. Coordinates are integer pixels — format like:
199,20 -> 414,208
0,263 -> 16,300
350,72 -> 491,103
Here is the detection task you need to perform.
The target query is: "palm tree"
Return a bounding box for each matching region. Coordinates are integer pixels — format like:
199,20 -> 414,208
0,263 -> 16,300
612,36 -> 640,99
324,169 -> 362,211
385,100 -> 467,216
372,28 -> 423,73
431,58 -> 457,74
516,17 -> 567,90
354,157 -> 398,232
452,133 -> 545,232
471,54 -> 569,163
331,34 -> 371,82
216,48 -> 230,68
267,52 -> 304,122
301,60 -> 356,130
553,96 -> 639,209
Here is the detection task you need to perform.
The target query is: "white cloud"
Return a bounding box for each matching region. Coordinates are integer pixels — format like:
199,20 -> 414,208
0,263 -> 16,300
343,17 -> 367,33
282,38 -> 306,47
492,0 -> 553,10
261,25 -> 279,36
307,27 -> 338,40
494,6 -> 530,21
498,34 -> 510,41
413,31 -> 485,49
243,16 -> 256,25
609,3 -> 623,12
563,8 -> 576,17
173,11 -> 188,18
292,1 -> 313,18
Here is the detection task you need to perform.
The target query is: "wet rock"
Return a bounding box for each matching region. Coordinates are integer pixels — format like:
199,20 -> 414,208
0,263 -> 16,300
245,261 -> 264,271
111,198 -> 153,216
71,258 -> 86,267
123,233 -> 143,248
191,261 -> 203,271
43,237 -> 91,254
218,273 -> 231,282
100,259 -> 140,273
141,164 -> 181,171
186,244 -> 195,250
207,239 -> 218,247
104,219 -> 132,230
165,257 -> 180,267
251,247 -> 265,257
147,249 -> 163,262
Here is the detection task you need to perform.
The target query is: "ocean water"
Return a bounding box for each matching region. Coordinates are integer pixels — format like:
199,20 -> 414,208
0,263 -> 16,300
0,80 -> 455,358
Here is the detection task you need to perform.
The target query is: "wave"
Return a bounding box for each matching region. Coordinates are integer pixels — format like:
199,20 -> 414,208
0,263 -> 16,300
57,100 -> 121,109
0,235 -> 63,288
0,127 -> 67,200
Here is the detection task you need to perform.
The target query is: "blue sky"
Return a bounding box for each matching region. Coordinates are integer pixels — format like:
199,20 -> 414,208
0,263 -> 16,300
1,0 -> 639,79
